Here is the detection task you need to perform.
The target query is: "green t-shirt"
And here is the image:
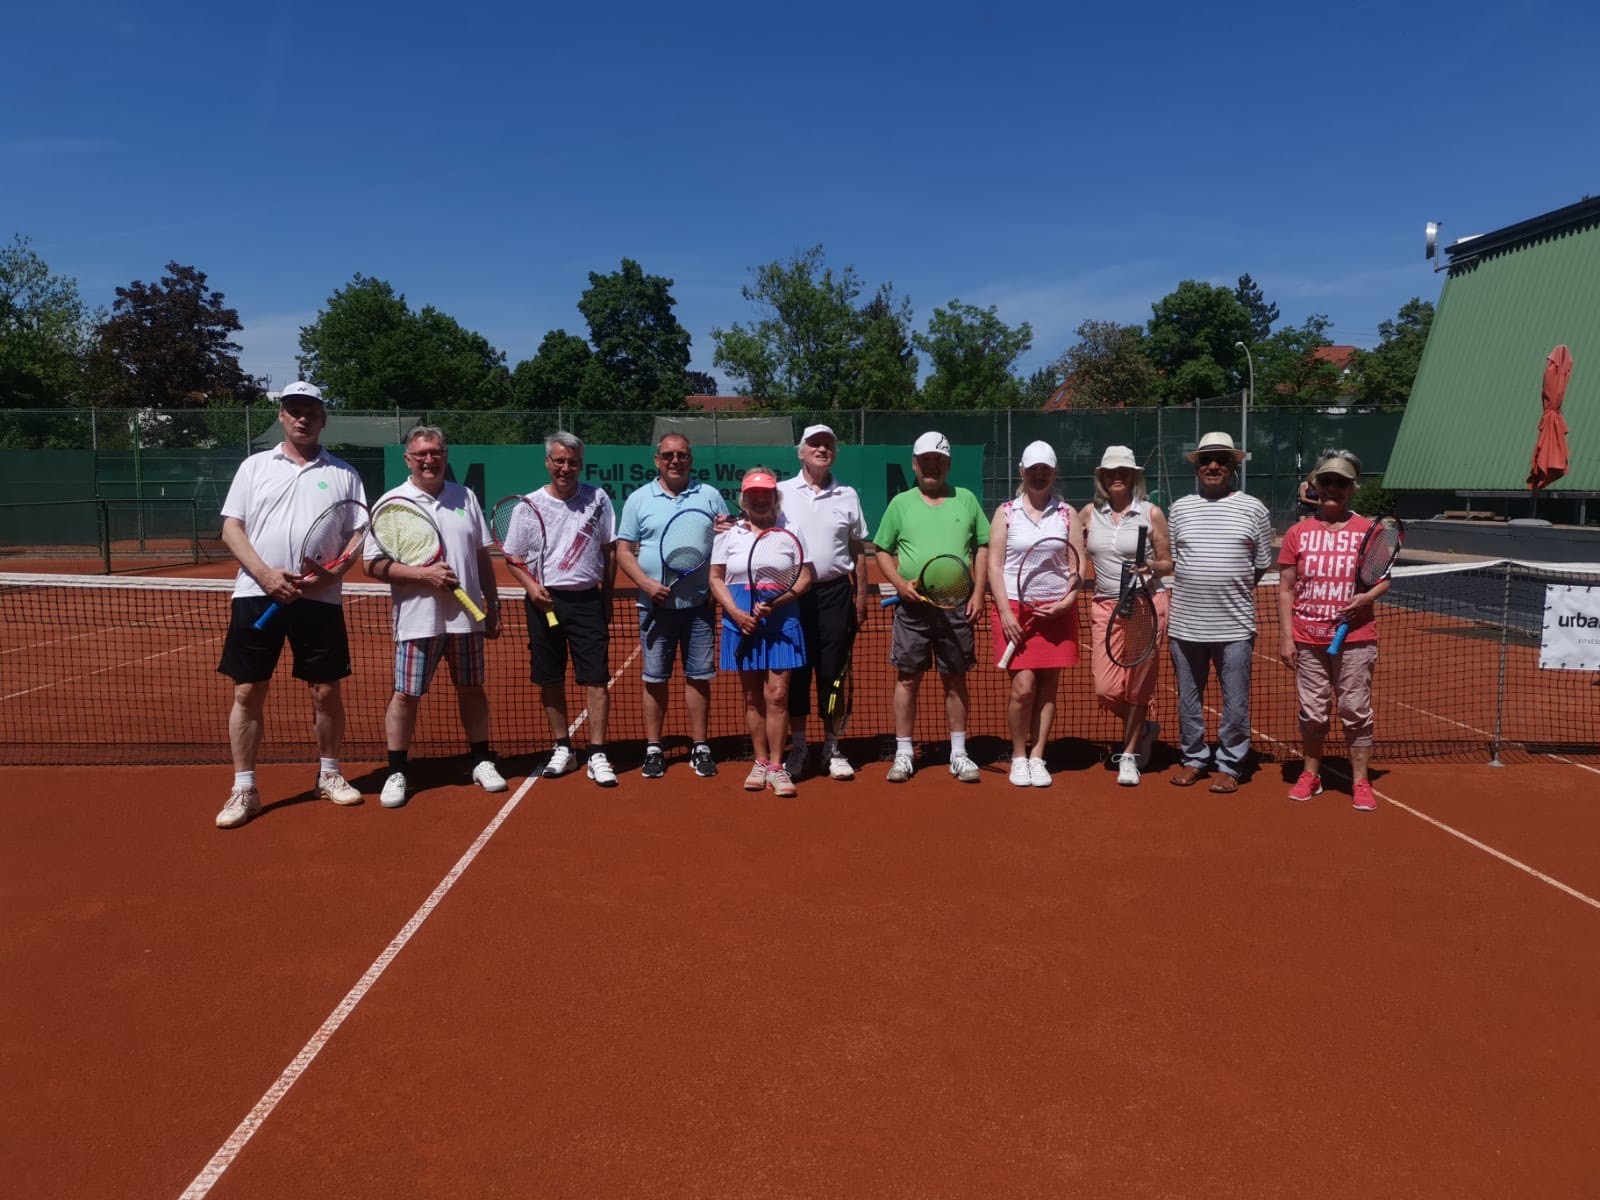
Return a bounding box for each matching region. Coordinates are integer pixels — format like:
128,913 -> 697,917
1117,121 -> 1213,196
873,486 -> 990,584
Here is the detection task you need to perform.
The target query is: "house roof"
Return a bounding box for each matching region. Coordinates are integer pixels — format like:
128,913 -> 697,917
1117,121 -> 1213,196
1386,197 -> 1600,491
1310,345 -> 1357,371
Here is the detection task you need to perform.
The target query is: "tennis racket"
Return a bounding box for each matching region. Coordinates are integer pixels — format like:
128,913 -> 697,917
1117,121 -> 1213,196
252,498 -> 370,630
490,494 -> 558,628
1328,515 -> 1404,655
998,536 -> 1080,669
1105,526 -> 1158,669
370,496 -> 486,622
658,506 -> 717,596
880,553 -> 975,610
737,526 -> 806,652
824,608 -> 857,734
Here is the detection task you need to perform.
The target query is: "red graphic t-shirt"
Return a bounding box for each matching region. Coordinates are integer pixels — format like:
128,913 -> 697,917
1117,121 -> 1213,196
1277,515 -> 1377,646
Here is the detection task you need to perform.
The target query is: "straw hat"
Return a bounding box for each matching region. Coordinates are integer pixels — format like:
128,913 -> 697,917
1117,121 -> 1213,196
1185,431 -> 1246,464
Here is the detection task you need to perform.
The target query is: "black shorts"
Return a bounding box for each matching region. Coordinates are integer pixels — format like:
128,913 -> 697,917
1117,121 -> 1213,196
788,574 -> 858,718
217,596 -> 353,685
527,587 -> 611,687
889,600 -> 975,675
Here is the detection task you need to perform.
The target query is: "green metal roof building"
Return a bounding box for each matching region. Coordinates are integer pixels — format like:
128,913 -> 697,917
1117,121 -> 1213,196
1386,196 -> 1600,507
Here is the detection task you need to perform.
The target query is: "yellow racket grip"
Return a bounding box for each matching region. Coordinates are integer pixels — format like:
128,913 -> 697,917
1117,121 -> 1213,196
454,587 -> 487,622
543,608 -> 559,627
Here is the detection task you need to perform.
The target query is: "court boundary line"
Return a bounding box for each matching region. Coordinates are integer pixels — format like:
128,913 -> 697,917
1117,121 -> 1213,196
177,642 -> 641,1200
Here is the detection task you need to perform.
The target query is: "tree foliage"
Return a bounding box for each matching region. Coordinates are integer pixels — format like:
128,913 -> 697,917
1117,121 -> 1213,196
298,275 -> 509,409
1234,273 -> 1279,342
1254,314 -> 1343,405
685,369 -> 719,396
712,245 -> 917,409
915,300 -> 1032,410
1349,298 -> 1433,407
1145,281 -> 1254,404
577,259 -> 692,411
510,330 -> 612,410
1061,319 -> 1158,408
91,262 -> 260,408
0,234 -> 92,407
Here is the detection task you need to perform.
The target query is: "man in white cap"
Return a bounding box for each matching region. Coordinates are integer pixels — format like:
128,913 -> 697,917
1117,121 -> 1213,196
1166,432 -> 1274,792
214,381 -> 368,829
873,431 -> 990,783
777,424 -> 870,779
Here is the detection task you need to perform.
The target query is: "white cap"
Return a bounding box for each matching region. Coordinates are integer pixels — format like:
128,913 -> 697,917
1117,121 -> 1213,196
799,424 -> 836,445
280,380 -> 324,404
1097,445 -> 1139,472
913,431 -> 951,457
1020,440 -> 1056,469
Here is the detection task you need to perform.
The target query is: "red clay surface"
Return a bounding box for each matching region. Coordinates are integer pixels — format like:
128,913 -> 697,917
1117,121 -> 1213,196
4,757 -> 1599,1198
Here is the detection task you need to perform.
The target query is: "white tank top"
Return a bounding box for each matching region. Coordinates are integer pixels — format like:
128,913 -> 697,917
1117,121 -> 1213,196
1000,497 -> 1072,581
1084,499 -> 1160,598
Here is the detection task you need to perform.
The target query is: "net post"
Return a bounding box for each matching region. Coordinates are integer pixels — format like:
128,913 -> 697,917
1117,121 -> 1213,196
189,498 -> 200,565
98,499 -> 111,574
1489,559 -> 1512,766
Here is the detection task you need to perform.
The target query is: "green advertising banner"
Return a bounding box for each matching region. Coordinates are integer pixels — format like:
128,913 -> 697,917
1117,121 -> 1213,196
384,445 -> 985,531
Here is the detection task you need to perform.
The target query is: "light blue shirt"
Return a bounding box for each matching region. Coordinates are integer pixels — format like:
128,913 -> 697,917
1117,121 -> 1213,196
617,479 -> 729,608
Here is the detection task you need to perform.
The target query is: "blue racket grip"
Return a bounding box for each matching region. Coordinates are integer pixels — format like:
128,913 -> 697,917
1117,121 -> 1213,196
880,594 -> 900,608
252,601 -> 283,630
1327,620 -> 1351,656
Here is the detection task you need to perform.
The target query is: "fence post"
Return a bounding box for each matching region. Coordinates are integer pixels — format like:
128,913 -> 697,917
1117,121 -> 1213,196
1489,561 -> 1513,766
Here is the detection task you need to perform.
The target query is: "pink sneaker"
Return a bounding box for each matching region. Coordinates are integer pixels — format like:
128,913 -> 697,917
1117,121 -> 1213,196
1287,771 -> 1323,802
1352,780 -> 1377,811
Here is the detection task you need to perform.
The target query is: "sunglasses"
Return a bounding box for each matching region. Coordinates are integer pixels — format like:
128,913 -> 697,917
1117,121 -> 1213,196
657,451 -> 691,461
1196,455 -> 1235,468
1315,474 -> 1354,488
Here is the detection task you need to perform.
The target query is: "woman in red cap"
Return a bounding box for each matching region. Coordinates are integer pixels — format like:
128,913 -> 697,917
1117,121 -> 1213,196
709,467 -> 815,797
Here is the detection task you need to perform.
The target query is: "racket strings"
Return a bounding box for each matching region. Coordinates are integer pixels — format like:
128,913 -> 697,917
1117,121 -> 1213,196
303,503 -> 367,566
662,514 -> 715,573
1356,524 -> 1403,586
504,505 -> 545,563
748,537 -> 803,598
373,508 -> 441,564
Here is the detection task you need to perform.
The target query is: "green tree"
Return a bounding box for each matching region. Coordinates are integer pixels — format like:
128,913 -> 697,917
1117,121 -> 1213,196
0,235 -> 93,408
91,262 -> 261,408
1061,319 -> 1158,408
1349,298 -> 1434,407
712,245 -> 917,409
577,259 -> 692,410
915,301 -> 1033,409
685,369 -> 719,396
298,275 -> 510,410
1145,281 -> 1254,404
510,330 -> 612,410
1254,314 -> 1342,405
1234,273 -> 1279,342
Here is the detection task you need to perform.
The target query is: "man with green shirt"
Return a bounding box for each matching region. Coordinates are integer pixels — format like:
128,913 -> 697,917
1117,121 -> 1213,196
873,431 -> 990,784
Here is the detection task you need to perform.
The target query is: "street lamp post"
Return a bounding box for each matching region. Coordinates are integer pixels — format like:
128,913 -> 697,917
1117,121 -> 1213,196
1234,340 -> 1254,495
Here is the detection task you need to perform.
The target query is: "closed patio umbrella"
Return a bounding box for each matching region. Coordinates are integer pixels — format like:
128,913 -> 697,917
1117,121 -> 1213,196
1527,344 -> 1573,490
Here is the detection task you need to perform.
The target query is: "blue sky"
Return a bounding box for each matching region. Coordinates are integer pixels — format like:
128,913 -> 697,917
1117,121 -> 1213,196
6,0 -> 1596,394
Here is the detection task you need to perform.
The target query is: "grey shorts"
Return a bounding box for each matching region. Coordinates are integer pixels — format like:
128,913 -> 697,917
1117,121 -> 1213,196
889,601 -> 975,675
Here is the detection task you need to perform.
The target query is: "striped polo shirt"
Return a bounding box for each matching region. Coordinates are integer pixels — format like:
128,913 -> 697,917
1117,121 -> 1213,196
1166,490 -> 1274,641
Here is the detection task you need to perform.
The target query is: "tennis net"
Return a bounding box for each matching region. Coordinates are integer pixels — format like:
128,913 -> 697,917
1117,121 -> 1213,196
2,561 -> 1596,768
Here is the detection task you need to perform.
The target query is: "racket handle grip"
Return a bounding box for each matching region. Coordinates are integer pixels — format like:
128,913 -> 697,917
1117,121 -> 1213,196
455,588 -> 487,623
998,638 -> 1019,670
544,608 -> 559,628
1327,620 -> 1351,656
879,595 -> 900,608
253,601 -> 282,630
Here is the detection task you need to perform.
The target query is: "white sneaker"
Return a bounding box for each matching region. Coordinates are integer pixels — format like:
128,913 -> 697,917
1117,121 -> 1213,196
1028,758 -> 1052,788
1009,757 -> 1032,787
317,771 -> 362,806
743,760 -> 769,791
1115,754 -> 1141,787
767,766 -> 797,798
886,753 -> 915,783
950,754 -> 981,783
215,785 -> 260,829
784,744 -> 807,779
825,750 -> 855,780
380,772 -> 409,809
472,760 -> 507,793
586,753 -> 618,788
1137,720 -> 1161,767
543,745 -> 576,778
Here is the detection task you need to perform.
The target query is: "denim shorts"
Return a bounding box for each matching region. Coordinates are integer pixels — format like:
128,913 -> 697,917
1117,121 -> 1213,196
639,603 -> 716,682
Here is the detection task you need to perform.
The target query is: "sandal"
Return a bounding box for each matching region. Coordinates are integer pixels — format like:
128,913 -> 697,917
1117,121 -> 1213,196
1208,774 -> 1239,794
1169,765 -> 1207,788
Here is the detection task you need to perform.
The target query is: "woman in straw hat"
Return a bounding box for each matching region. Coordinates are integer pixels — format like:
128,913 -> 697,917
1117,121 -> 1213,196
987,440 -> 1084,788
1080,445 -> 1171,786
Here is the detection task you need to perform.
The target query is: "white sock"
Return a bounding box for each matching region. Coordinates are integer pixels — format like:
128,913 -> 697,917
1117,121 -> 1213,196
319,757 -> 339,776
896,737 -> 914,759
234,771 -> 255,789
950,732 -> 968,758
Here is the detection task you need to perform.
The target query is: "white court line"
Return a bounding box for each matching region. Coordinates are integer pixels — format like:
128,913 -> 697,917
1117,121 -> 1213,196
1,633 -> 224,703
178,643 -> 642,1200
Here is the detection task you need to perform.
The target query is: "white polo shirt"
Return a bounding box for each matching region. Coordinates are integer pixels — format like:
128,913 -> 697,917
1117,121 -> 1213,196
221,442 -> 366,602
366,479 -> 493,640
526,483 -> 615,589
775,472 -> 867,584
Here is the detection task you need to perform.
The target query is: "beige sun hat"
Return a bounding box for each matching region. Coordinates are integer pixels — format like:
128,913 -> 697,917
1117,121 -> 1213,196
1185,431 -> 1247,464
1096,445 -> 1139,472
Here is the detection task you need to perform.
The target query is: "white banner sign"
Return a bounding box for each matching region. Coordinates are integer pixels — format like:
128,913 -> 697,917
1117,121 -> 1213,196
1540,584 -> 1600,670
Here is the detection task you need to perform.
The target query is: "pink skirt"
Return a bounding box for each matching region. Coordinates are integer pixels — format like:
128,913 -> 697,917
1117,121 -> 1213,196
993,598 -> 1080,670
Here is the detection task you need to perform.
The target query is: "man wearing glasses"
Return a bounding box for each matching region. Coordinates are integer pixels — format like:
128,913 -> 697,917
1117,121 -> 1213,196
365,426 -> 507,809
615,433 -> 730,779
1165,432 -> 1274,792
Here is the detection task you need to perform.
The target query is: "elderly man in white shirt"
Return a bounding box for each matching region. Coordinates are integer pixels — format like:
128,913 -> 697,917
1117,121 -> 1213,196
776,424 -> 870,780
365,425 -> 507,809
214,381 -> 367,829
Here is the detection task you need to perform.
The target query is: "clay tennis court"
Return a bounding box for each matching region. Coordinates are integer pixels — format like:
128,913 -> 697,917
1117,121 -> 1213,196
4,560 -> 1599,1196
